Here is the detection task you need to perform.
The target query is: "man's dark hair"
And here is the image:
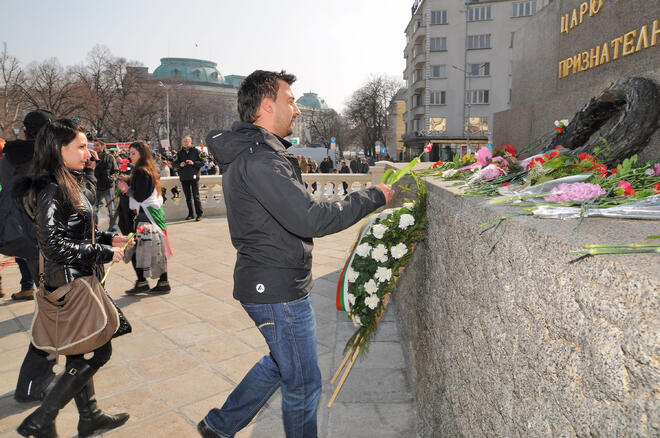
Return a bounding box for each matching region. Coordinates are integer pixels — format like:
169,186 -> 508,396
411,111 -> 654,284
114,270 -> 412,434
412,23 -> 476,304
93,138 -> 105,146
238,70 -> 296,123
23,109 -> 55,139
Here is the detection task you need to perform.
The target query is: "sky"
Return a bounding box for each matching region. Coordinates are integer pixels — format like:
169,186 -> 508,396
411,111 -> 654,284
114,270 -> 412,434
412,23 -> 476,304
2,0 -> 412,112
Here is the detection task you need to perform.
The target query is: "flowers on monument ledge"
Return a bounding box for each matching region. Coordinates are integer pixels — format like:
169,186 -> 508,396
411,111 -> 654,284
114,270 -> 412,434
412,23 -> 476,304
370,223 -> 387,239
364,279 -> 378,295
424,142 -> 433,153
544,183 -> 606,202
346,268 -> 359,283
554,119 -> 569,134
371,244 -> 388,262
391,243 -> 408,259
432,160 -> 444,168
481,164 -> 505,180
654,163 -> 660,176
615,181 -> 636,196
364,294 -> 380,310
355,243 -> 372,258
654,182 -> 660,193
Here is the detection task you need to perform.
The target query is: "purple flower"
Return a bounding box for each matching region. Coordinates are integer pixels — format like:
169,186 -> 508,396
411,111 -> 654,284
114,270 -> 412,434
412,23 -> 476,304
654,163 -> 660,176
481,164 -> 504,180
544,183 -> 606,203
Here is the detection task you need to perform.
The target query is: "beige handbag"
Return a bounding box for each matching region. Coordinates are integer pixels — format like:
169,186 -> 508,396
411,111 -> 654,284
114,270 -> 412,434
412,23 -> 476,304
29,218 -> 119,356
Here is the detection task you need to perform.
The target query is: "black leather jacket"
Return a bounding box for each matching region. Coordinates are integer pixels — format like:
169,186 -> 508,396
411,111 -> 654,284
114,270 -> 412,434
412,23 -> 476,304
35,173 -> 115,289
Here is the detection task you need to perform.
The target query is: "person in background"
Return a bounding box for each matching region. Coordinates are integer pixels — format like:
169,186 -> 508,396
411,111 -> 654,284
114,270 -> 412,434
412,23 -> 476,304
339,160 -> 350,193
349,156 -> 359,173
359,157 -> 370,174
15,118 -> 131,438
93,139 -> 119,232
119,141 -> 171,294
173,136 -> 204,221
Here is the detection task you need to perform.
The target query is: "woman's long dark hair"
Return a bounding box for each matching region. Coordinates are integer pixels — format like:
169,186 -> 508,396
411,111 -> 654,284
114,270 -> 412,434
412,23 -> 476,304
129,141 -> 162,196
31,118 -> 86,211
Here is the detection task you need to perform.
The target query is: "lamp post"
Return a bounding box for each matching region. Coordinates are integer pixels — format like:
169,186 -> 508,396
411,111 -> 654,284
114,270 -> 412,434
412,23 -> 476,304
158,81 -> 171,147
12,127 -> 20,140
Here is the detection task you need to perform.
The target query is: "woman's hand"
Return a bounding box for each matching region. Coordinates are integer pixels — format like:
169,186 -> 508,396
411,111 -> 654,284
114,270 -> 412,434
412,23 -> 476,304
117,180 -> 129,194
111,247 -> 124,263
112,234 -> 135,249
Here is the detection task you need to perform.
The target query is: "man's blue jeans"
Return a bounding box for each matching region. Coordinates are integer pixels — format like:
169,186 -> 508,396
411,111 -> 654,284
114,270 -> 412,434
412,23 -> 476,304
203,294 -> 321,437
96,188 -> 116,229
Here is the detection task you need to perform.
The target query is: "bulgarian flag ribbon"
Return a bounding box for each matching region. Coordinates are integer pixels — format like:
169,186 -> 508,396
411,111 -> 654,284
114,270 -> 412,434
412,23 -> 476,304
129,190 -> 173,259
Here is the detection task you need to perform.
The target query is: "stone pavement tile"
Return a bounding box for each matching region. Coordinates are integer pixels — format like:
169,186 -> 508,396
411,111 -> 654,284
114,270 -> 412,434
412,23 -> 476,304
186,335 -> 254,365
236,413 -> 286,438
0,346 -> 27,373
208,310 -> 255,332
162,322 -> 224,347
113,332 -> 177,361
316,321 -> 337,351
334,321 -> 401,345
14,314 -> 32,332
186,300 -> 237,320
178,390 -> 231,424
212,350 -> 264,384
0,371 -> 18,398
132,350 -> 200,381
94,364 -> 144,397
163,283 -> 200,296
318,352 -> 335,384
143,309 -> 201,331
0,330 -> 29,352
165,292 -> 220,309
150,368 -> 233,408
0,319 -> 21,337
234,327 -> 267,349
0,396 -> 38,436
97,386 -> 169,424
103,411 -> 195,437
3,300 -> 34,318
327,368 -> 413,403
327,402 -> 417,438
120,296 -> 179,317
347,341 -> 406,370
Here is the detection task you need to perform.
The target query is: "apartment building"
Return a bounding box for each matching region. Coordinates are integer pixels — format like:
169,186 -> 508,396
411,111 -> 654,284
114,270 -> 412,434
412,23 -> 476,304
403,0 -> 552,159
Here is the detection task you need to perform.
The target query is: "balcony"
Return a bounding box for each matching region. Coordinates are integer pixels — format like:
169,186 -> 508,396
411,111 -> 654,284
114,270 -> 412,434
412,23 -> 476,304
413,23 -> 426,44
413,50 -> 426,67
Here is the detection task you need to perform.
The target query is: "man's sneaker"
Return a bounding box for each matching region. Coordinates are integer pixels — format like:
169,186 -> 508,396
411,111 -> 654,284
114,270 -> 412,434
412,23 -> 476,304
11,289 -> 34,301
195,214 -> 203,222
185,215 -> 195,220
149,281 -> 171,294
125,281 -> 150,294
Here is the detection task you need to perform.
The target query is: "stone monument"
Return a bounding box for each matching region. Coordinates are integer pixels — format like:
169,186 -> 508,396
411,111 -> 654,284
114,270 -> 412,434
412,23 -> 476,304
494,0 -> 660,164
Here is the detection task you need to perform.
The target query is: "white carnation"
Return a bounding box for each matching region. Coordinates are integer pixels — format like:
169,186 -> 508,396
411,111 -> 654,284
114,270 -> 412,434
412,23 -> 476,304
347,293 -> 356,306
374,266 -> 392,283
355,243 -> 372,258
351,313 -> 362,327
391,243 -> 408,259
346,267 -> 359,283
442,169 -> 458,178
403,202 -> 414,210
371,223 -> 387,239
371,244 -> 388,263
364,294 -> 380,310
398,213 -> 415,230
364,279 -> 378,295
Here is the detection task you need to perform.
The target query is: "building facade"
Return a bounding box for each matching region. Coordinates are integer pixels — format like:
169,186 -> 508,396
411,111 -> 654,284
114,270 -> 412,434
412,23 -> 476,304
402,0 -> 552,158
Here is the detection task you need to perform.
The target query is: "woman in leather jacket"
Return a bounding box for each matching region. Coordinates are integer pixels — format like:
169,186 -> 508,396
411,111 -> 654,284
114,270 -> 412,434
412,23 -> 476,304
16,119 -> 132,438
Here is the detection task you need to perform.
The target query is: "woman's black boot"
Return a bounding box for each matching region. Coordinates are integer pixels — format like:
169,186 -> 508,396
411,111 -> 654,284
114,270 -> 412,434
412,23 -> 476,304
17,359 -> 96,438
74,377 -> 129,437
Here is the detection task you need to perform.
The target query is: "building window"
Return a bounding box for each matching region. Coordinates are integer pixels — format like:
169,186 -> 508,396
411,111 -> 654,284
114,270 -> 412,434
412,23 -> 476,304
412,94 -> 423,107
468,6 -> 491,21
430,10 -> 448,25
467,34 -> 491,50
430,91 -> 446,105
467,62 -> 489,76
466,116 -> 489,134
414,68 -> 424,83
430,65 -> 447,78
193,70 -> 201,78
413,44 -> 424,57
430,37 -> 447,52
412,119 -> 420,132
512,1 -> 537,17
173,68 -> 180,76
429,117 -> 447,132
466,89 -> 490,104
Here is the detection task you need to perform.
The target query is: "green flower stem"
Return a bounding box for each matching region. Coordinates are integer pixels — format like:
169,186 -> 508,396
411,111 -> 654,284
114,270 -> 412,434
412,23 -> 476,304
647,235 -> 660,239
488,192 -> 553,205
100,232 -> 136,285
570,248 -> 660,255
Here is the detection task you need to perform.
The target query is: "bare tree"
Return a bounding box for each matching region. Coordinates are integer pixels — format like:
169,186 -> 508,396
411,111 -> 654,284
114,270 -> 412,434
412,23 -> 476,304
345,75 -> 402,157
18,58 -> 80,117
0,43 -> 25,137
306,108 -> 351,153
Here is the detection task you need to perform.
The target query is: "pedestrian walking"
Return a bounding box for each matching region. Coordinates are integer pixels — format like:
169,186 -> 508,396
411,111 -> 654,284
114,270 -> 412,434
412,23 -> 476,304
119,141 -> 172,294
15,118 -> 131,438
201,70 -> 394,438
173,136 -> 204,221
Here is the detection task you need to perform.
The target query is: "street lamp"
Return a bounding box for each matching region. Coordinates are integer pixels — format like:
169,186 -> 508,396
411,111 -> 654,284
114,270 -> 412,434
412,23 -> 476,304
12,127 -> 20,139
158,81 -> 171,147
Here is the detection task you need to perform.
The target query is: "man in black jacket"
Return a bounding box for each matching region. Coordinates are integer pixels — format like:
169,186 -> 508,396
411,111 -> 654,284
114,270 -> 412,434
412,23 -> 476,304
93,139 -> 119,231
199,70 -> 394,438
173,136 -> 204,220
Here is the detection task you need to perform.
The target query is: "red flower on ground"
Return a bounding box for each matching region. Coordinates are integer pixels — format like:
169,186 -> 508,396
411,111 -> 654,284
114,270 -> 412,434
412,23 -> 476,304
432,160 -> 444,168
556,145 -> 565,149
610,168 -> 618,175
424,142 -> 433,153
526,157 -> 546,169
654,182 -> 660,193
618,181 -> 636,196
502,182 -> 509,187
555,126 -> 563,134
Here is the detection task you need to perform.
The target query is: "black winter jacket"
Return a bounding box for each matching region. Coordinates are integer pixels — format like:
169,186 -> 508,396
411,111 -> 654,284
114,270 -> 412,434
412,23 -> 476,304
207,122 -> 385,304
31,173 -> 115,289
94,150 -> 118,191
173,147 -> 204,181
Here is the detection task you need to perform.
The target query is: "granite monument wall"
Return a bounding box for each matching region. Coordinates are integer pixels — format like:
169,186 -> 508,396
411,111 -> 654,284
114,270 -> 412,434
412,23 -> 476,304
393,178 -> 659,437
494,0 -> 660,162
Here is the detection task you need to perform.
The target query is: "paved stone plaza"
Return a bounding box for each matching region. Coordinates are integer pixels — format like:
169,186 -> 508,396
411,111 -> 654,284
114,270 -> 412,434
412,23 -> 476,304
0,217 -> 416,437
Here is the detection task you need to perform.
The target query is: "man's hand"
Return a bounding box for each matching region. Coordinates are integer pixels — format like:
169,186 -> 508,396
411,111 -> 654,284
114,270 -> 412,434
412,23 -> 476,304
86,150 -> 99,169
112,234 -> 135,250
186,160 -> 193,165
180,162 -> 186,167
117,180 -> 129,194
375,184 -> 395,205
111,247 -> 124,263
